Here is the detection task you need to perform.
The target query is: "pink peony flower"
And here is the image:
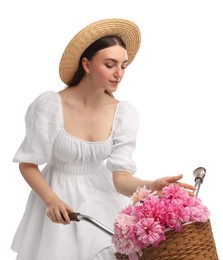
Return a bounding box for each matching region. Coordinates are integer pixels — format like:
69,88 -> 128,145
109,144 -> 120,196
132,217 -> 165,248
112,234 -> 140,255
137,197 -> 166,226
162,183 -> 188,201
186,197 -> 210,222
112,213 -> 140,255
131,186 -> 158,204
163,199 -> 190,231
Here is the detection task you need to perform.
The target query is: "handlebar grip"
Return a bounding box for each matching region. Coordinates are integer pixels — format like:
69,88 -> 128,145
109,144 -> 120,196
68,212 -> 81,222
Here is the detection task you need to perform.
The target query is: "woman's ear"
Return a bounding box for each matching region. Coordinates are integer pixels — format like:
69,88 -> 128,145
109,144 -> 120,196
82,57 -> 90,73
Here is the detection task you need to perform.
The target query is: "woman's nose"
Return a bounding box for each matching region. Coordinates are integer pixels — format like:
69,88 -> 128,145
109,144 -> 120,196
114,67 -> 123,78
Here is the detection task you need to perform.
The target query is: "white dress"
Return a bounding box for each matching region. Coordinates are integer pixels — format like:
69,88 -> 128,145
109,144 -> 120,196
11,91 -> 139,260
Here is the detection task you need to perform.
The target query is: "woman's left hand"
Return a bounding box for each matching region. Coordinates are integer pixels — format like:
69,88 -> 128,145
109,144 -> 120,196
152,174 -> 196,196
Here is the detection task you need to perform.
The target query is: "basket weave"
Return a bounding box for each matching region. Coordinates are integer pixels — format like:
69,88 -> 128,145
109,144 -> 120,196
115,219 -> 219,260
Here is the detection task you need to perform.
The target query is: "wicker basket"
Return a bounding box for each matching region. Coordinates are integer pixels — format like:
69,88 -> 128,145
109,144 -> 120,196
115,219 -> 219,260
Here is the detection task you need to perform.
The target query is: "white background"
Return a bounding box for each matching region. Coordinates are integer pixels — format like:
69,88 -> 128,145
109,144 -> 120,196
1,0 -> 222,259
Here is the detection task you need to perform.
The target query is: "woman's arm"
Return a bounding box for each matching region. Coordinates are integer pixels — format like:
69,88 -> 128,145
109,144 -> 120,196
19,162 -> 73,224
113,171 -> 196,197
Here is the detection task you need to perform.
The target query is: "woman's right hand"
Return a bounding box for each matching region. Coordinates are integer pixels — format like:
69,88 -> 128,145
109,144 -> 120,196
47,197 -> 73,225
18,163 -> 73,225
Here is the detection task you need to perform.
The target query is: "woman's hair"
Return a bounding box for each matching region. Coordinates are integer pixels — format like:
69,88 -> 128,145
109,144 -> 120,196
67,35 -> 126,96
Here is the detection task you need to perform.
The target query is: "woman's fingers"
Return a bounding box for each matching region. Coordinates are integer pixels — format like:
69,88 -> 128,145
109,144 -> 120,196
154,175 -> 196,197
60,206 -> 73,224
165,175 -> 196,192
177,181 -> 196,191
47,201 -> 73,224
167,174 -> 183,183
47,208 -> 64,223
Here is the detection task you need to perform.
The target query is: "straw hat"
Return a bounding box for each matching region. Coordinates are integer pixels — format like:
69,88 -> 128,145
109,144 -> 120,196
59,18 -> 141,84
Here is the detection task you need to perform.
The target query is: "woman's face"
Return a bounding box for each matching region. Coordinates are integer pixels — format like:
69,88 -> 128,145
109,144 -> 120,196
85,45 -> 128,93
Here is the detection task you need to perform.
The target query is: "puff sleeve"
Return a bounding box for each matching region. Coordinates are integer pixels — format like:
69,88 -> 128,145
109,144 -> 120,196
13,91 -> 62,165
106,101 -> 139,174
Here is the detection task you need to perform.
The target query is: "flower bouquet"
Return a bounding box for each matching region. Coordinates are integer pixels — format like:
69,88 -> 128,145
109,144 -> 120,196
112,183 -> 218,260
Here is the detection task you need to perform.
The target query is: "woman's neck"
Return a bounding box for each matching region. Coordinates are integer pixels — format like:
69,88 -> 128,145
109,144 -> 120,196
61,83 -> 115,109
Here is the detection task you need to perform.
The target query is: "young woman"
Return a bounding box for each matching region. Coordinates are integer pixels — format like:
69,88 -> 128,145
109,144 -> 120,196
12,18 -> 195,260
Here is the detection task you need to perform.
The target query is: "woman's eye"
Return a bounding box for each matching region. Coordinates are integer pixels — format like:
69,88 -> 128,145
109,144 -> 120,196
105,64 -> 113,68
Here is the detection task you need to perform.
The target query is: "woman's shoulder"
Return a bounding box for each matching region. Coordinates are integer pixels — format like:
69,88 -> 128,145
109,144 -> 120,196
114,100 -> 139,130
28,91 -> 60,111
32,90 -> 59,104
118,100 -> 138,117
25,91 -> 62,123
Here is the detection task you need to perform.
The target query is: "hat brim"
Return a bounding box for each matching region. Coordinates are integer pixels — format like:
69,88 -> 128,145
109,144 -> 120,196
59,18 -> 141,85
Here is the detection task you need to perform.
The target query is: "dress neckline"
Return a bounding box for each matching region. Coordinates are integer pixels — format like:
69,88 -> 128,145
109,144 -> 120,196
55,91 -> 121,144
